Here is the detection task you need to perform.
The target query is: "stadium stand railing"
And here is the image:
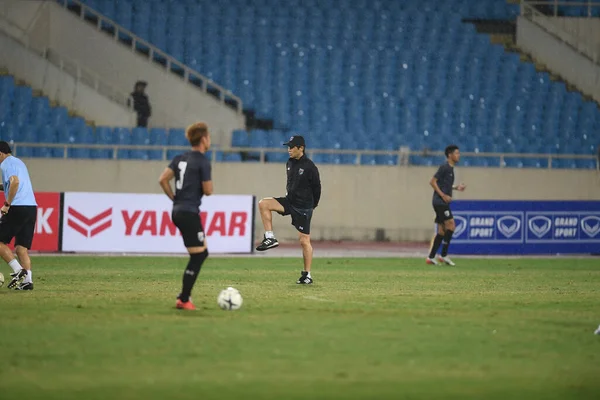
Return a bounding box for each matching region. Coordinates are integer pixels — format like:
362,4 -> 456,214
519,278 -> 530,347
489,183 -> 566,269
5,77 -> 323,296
521,0 -> 600,64
55,0 -> 244,114
9,142 -> 599,170
0,11 -> 133,113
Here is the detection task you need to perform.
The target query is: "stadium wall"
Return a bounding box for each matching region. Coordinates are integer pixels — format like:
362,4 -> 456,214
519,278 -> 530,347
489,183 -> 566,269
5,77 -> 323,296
517,16 -> 600,103
23,158 -> 600,242
0,30 -> 136,126
529,15 -> 600,62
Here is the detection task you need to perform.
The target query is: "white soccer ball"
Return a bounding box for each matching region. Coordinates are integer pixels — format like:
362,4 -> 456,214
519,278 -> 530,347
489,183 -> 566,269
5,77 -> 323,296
217,287 -> 243,311
0,272 -> 4,288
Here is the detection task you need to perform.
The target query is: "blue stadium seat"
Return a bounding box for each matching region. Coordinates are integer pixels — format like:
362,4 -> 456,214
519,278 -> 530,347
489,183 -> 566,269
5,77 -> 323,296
331,153 -> 359,165
148,128 -> 167,160
29,97 -> 51,126
410,155 -> 437,166
15,124 -> 36,158
265,152 -> 289,163
248,130 -> 269,148
376,154 -> 399,166
576,158 -> 598,169
360,154 -> 377,165
68,126 -> 94,159
115,0 -> 133,33
114,127 -> 132,159
13,87 -> 32,125
129,127 -> 149,160
35,126 -> 62,158
0,96 -> 11,124
311,153 -> 332,164
219,151 -> 243,162
93,126 -> 115,159
168,128 -> 187,146
552,158 -> 578,169
50,107 -> 70,128
231,130 -> 250,147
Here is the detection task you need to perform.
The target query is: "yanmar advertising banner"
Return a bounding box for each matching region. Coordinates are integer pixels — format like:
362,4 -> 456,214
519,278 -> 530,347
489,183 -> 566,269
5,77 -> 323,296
447,201 -> 600,255
0,192 -> 60,251
62,193 -> 255,254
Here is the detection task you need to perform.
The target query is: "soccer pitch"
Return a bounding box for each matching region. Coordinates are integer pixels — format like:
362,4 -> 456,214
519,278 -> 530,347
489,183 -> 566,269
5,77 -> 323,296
1,256 -> 599,400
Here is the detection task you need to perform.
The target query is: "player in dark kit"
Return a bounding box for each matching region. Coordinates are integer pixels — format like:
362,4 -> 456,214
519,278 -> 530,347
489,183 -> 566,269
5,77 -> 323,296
159,122 -> 213,310
256,135 -> 322,284
427,144 -> 466,266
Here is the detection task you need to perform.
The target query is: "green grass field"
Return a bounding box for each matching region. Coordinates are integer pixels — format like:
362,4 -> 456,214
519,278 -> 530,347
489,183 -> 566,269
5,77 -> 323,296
1,256 -> 599,400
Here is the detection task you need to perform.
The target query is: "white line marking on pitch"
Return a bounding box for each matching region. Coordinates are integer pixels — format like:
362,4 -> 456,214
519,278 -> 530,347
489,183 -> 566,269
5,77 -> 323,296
304,295 -> 335,303
303,296 -> 369,305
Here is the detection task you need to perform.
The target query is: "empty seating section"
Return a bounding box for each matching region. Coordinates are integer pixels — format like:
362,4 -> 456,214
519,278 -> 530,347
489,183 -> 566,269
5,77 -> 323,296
2,0 -> 599,168
558,0 -> 600,17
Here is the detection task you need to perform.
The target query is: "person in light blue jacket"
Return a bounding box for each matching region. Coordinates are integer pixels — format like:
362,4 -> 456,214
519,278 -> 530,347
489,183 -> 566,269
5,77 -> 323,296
0,141 -> 37,290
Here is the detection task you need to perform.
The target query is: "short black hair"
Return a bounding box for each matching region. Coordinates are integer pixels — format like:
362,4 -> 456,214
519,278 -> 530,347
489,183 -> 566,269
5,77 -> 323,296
445,145 -> 459,158
0,141 -> 12,154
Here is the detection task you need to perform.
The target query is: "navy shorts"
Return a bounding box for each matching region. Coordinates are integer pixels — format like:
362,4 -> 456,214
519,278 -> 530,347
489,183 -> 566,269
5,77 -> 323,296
0,206 -> 37,249
275,197 -> 313,234
172,211 -> 205,248
433,204 -> 454,224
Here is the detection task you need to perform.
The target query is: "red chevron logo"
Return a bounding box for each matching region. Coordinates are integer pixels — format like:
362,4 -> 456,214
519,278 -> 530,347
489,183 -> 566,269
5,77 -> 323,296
67,207 -> 113,237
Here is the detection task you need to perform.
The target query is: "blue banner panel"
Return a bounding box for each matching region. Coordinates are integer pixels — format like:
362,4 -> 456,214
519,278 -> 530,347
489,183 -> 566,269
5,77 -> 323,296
445,201 -> 600,255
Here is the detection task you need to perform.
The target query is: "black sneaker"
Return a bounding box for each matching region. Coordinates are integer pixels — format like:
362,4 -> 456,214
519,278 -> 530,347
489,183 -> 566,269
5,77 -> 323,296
256,236 -> 279,251
7,269 -> 27,289
296,271 -> 313,284
15,282 -> 33,291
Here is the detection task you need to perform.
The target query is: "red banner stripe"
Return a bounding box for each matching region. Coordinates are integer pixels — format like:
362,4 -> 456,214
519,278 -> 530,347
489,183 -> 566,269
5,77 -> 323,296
67,219 -> 89,237
67,207 -> 112,226
90,220 -> 112,237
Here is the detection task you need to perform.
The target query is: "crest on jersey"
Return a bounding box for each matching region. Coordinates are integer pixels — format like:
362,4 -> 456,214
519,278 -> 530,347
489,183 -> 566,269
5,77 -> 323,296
299,168 -> 304,175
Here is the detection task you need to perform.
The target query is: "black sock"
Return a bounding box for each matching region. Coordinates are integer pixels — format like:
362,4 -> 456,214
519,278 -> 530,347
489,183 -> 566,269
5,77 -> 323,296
428,234 -> 444,259
179,250 -> 208,302
441,230 -> 454,257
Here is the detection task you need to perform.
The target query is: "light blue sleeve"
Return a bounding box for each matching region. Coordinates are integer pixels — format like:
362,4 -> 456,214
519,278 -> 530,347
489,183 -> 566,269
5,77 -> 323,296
2,159 -> 18,182
1,161 -> 11,198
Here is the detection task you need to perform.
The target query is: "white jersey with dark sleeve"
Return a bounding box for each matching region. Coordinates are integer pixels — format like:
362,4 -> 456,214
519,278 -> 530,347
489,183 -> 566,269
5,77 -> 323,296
168,151 -> 211,213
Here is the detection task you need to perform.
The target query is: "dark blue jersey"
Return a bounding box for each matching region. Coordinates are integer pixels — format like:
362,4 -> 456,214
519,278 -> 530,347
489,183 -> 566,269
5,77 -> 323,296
432,162 -> 454,206
168,151 -> 211,213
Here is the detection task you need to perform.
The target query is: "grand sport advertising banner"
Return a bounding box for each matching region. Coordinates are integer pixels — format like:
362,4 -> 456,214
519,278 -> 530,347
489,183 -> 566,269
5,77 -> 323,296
447,201 -> 600,255
62,193 -> 255,254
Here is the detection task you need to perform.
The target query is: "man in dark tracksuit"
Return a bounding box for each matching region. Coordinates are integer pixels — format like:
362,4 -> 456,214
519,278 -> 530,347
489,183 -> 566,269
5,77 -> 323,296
256,135 -> 321,284
129,81 -> 152,127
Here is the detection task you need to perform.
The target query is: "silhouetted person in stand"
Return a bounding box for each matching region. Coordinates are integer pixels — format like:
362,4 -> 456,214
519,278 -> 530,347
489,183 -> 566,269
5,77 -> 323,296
129,81 -> 152,128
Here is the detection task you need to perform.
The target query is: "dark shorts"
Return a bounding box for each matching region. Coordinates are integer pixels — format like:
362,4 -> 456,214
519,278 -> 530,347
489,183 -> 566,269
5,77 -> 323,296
172,211 -> 205,248
0,206 -> 37,249
275,197 -> 313,235
433,204 -> 454,224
